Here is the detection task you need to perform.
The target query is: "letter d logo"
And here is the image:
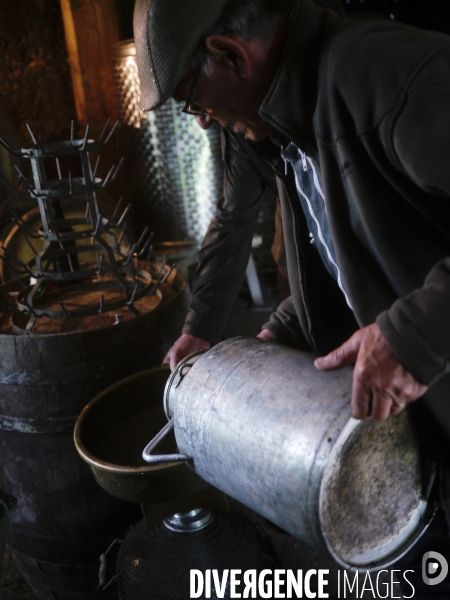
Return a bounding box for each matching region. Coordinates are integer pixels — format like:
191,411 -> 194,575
422,551 -> 449,585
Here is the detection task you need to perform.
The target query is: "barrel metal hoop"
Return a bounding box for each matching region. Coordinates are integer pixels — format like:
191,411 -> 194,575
0,351 -> 147,386
0,414 -> 78,434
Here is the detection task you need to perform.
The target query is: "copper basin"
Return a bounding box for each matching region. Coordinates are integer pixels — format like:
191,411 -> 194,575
74,367 -> 210,503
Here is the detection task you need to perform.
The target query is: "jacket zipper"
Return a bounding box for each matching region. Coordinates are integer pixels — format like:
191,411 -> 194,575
300,150 -> 308,171
279,178 -> 318,355
280,146 -> 308,176
242,135 -> 319,353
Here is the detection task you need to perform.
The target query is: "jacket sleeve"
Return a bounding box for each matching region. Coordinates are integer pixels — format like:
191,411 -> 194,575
182,130 -> 268,345
263,295 -> 312,350
377,50 -> 450,386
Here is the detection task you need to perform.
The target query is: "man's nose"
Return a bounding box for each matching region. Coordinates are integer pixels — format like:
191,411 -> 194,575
194,114 -> 214,129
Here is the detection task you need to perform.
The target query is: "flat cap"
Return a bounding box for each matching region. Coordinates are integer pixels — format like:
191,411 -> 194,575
133,0 -> 230,111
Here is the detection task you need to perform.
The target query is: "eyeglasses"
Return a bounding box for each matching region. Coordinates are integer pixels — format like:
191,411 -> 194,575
181,64 -> 207,117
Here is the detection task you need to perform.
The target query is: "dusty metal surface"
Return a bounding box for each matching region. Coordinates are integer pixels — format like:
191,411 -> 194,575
163,337 -> 353,549
159,336 -> 431,569
320,413 -> 428,568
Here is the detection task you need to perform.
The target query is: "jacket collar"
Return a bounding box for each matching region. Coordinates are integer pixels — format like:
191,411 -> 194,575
259,0 -> 342,152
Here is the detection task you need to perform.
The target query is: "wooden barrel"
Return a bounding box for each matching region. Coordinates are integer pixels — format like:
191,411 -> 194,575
0,266 -> 190,599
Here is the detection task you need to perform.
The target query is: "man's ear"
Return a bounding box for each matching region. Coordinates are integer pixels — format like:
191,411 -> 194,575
205,35 -> 252,79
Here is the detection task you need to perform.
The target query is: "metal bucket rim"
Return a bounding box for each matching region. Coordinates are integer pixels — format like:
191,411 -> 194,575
74,366 -> 182,474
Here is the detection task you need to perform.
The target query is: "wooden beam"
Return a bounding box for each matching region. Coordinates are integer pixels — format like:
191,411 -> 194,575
59,0 -> 120,124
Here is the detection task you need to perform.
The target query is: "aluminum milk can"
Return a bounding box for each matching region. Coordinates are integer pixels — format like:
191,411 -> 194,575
143,337 -> 432,570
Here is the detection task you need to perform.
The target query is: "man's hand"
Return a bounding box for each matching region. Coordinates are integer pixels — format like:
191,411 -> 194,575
257,329 -> 275,342
162,334 -> 211,371
314,323 -> 428,421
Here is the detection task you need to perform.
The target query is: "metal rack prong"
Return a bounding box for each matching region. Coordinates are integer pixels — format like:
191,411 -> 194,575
26,123 -> 47,155
117,204 -> 132,227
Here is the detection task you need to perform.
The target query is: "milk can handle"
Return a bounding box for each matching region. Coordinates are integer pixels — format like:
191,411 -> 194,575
142,418 -> 189,464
